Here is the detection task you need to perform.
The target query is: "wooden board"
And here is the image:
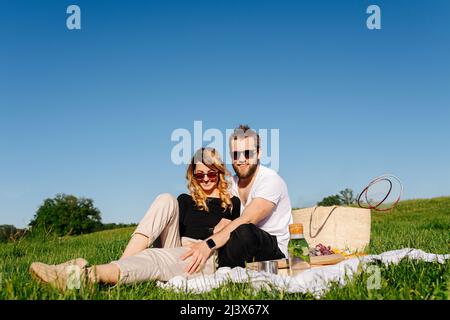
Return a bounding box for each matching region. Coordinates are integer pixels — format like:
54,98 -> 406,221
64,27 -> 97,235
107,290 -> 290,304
277,259 -> 289,269
275,254 -> 345,268
246,254 -> 346,274
310,254 -> 345,266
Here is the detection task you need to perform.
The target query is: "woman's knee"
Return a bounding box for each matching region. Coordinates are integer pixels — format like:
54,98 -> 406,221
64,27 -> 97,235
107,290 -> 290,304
155,193 -> 177,203
152,193 -> 178,211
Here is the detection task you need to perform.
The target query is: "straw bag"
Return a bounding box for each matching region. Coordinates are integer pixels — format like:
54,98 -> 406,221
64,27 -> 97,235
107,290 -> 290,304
291,206 -> 371,252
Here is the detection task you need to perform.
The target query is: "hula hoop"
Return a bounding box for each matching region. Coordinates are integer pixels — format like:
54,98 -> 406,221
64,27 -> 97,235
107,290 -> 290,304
357,174 -> 403,211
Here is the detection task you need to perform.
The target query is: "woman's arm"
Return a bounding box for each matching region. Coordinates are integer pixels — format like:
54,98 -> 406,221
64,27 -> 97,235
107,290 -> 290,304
231,197 -> 241,220
177,194 -> 189,236
212,197 -> 240,234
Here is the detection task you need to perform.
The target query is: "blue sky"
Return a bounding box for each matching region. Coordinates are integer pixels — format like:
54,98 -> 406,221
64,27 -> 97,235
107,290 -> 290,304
1,0 -> 449,228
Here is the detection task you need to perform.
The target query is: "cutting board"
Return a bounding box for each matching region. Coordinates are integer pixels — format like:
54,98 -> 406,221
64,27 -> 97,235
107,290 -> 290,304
276,254 -> 345,269
310,254 -> 345,266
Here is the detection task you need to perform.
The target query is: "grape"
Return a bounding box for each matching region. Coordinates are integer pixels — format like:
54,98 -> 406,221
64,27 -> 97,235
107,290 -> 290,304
309,244 -> 335,256
315,243 -> 333,256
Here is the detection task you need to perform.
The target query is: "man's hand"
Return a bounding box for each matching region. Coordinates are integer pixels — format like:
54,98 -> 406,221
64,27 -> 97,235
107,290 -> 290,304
213,218 -> 231,234
180,241 -> 213,274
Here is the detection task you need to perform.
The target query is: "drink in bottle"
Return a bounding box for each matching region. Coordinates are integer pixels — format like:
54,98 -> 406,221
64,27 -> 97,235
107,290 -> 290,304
288,223 -> 311,275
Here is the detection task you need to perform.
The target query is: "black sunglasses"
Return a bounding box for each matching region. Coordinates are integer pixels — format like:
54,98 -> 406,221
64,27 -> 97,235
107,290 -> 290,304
232,149 -> 257,161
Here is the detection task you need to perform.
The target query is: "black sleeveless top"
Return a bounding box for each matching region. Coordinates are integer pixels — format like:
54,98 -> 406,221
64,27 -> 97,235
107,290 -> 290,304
177,193 -> 241,240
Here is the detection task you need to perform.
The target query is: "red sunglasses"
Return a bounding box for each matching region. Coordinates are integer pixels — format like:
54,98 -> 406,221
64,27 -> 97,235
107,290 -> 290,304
193,171 -> 219,182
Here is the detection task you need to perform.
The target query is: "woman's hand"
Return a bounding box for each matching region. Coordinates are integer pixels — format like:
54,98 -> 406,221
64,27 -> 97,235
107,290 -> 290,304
213,218 -> 231,234
180,241 -> 213,274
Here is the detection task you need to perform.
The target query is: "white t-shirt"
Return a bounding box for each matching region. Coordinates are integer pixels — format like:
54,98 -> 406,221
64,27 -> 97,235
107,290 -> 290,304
231,165 -> 293,257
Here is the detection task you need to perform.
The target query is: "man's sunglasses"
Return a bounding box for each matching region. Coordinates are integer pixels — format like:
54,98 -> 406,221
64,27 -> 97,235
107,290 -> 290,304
193,171 -> 219,182
232,149 -> 257,161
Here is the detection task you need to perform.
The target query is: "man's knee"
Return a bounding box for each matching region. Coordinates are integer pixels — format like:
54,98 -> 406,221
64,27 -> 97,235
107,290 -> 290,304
230,224 -> 258,244
218,224 -> 259,268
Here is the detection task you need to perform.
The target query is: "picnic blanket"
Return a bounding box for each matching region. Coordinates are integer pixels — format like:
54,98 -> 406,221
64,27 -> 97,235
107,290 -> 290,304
157,248 -> 450,297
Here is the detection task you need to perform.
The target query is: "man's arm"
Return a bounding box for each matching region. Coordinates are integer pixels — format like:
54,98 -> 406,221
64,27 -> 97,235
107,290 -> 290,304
180,198 -> 275,273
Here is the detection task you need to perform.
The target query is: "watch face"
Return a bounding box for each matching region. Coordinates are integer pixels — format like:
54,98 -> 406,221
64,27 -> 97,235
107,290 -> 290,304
206,239 -> 216,249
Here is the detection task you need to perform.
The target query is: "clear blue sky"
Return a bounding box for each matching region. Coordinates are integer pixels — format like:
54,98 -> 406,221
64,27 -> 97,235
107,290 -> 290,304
1,0 -> 449,228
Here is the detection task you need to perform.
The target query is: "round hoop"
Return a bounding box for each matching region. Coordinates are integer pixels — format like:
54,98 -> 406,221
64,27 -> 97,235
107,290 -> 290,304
357,174 -> 403,211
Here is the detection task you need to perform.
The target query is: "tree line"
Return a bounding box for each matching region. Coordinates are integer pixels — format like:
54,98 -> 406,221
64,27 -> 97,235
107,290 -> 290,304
0,194 -> 136,243
317,188 -> 357,206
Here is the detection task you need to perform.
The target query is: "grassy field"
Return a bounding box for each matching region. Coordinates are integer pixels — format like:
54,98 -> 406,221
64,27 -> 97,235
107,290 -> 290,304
1,196 -> 449,300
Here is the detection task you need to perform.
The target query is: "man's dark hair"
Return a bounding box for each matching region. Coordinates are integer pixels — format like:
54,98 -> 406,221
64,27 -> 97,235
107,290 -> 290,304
229,124 -> 260,151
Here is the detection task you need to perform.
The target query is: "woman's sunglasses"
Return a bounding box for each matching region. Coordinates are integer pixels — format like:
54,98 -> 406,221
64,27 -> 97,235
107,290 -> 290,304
232,149 -> 257,161
194,171 -> 219,182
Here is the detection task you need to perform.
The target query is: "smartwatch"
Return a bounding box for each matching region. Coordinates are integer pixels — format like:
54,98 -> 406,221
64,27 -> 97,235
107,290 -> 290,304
206,238 -> 216,250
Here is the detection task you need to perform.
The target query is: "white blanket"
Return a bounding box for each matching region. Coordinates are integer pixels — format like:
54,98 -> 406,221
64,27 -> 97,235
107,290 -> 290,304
157,248 -> 450,297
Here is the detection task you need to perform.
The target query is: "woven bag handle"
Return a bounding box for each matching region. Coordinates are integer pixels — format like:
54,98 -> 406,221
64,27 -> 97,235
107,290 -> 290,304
309,205 -> 338,238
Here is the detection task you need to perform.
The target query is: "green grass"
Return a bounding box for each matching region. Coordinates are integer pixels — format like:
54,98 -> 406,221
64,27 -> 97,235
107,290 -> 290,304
1,196 -> 449,300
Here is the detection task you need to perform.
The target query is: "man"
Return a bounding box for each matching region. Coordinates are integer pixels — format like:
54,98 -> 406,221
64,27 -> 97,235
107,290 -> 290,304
182,125 -> 292,272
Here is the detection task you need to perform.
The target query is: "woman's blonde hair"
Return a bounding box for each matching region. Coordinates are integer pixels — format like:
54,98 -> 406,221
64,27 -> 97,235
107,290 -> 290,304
186,147 -> 233,212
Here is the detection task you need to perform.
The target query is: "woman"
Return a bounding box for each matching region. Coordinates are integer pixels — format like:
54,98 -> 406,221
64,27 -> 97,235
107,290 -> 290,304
29,147 -> 240,291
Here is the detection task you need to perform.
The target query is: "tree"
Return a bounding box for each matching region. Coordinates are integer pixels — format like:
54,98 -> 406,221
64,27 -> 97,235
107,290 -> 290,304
0,225 -> 26,243
338,188 -> 356,205
29,194 -> 102,236
0,225 -> 17,243
317,195 -> 342,206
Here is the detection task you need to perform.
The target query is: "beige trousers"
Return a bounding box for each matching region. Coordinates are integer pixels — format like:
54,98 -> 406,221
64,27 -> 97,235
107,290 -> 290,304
111,193 -> 216,284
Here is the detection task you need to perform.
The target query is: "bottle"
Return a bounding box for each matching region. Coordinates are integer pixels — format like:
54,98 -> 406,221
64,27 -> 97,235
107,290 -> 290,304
288,223 -> 311,275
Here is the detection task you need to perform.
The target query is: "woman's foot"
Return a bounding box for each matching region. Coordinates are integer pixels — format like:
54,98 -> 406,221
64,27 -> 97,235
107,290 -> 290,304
29,258 -> 89,291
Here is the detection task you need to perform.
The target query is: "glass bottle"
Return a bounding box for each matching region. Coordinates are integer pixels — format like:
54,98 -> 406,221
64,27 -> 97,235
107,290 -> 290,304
288,223 -> 311,275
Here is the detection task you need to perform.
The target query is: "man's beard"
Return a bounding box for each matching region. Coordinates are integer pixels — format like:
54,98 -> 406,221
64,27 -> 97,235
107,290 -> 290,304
233,162 -> 259,180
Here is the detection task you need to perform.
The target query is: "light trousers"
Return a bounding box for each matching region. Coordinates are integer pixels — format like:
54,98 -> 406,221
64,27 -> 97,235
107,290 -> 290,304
111,193 -> 216,284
